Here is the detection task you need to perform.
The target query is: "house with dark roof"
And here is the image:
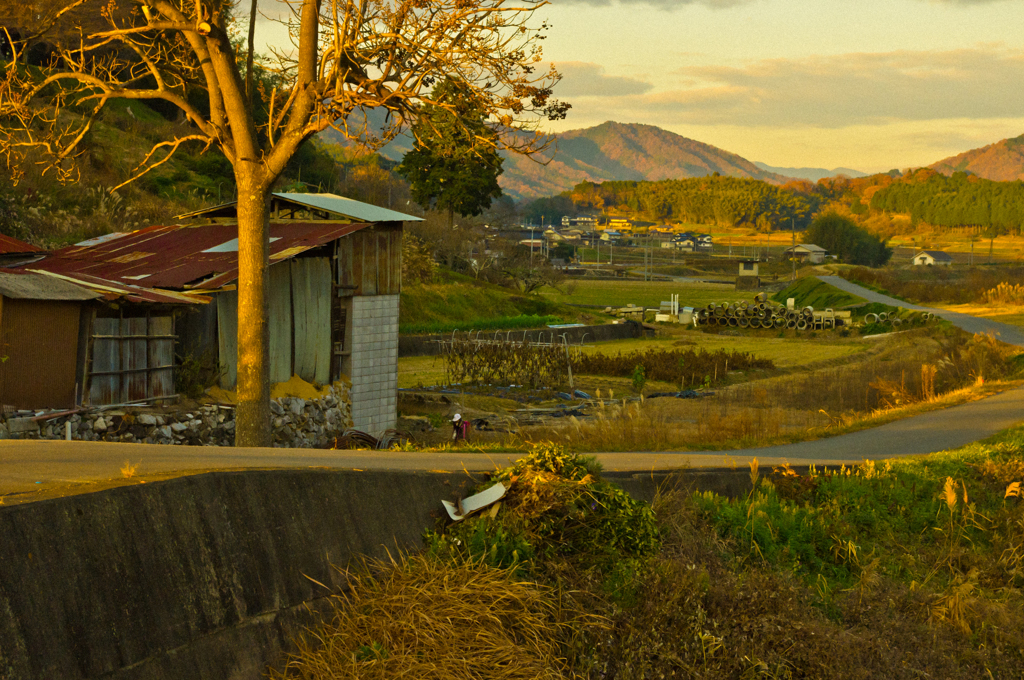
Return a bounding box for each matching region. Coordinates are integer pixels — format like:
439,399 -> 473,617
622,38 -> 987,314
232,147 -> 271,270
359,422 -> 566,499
18,193 -> 420,431
912,250 -> 953,266
783,244 -> 828,264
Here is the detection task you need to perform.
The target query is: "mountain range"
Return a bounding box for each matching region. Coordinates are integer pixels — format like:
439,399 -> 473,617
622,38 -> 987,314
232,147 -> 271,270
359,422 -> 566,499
497,122 -> 796,199
753,162 -> 868,182
318,115 -> 1024,201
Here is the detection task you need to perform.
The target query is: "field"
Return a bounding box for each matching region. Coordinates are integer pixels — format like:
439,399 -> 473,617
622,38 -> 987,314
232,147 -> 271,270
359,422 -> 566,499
398,332 -> 869,389
539,279 -> 752,309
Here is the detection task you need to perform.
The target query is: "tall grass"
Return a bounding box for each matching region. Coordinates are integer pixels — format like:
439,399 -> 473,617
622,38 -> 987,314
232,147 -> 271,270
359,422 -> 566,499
533,328 -> 1018,452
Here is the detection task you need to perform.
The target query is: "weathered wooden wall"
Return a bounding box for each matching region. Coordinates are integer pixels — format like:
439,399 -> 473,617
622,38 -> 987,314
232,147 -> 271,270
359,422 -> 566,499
335,224 -> 402,296
89,315 -> 174,405
217,257 -> 332,389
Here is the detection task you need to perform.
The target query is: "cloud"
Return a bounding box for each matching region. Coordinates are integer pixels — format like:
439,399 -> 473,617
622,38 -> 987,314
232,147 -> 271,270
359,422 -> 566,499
582,46 -> 1024,129
553,62 -> 654,97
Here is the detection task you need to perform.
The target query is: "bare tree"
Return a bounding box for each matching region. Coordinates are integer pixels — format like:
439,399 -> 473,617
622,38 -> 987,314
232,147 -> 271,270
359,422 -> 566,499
0,0 -> 568,445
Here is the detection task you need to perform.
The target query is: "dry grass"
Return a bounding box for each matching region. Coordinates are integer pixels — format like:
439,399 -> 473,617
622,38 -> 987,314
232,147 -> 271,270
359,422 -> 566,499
120,461 -> 138,478
270,553 -> 590,680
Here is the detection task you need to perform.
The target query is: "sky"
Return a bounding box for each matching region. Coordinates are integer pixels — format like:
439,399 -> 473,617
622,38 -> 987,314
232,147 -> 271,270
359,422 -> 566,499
535,0 -> 1024,172
253,0 -> 1024,174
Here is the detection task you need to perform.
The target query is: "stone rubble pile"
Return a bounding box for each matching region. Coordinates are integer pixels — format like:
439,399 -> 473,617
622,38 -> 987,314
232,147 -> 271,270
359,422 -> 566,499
0,385 -> 352,448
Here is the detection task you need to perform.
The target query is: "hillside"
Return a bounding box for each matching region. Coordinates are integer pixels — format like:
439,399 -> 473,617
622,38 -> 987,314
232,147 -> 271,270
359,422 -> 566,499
318,117 -> 794,201
501,122 -> 793,200
930,133 -> 1024,181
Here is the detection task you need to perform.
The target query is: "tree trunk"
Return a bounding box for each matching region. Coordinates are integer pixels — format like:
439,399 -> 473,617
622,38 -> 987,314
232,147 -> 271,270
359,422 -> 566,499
234,172 -> 272,447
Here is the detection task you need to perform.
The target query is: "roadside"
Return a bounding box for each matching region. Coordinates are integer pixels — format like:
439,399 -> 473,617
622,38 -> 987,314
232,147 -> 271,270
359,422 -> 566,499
4,382 -> 1024,504
818,275 -> 1024,346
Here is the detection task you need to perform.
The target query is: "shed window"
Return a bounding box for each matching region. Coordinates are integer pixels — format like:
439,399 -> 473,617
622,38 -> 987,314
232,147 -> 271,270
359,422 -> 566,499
89,315 -> 175,405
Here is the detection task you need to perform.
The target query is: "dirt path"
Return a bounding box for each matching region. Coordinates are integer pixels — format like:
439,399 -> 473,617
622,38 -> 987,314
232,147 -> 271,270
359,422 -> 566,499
818,275 -> 1024,346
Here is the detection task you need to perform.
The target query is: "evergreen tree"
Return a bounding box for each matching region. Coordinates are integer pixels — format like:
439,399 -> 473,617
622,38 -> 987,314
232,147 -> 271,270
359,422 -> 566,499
806,212 -> 891,266
398,80 -> 503,227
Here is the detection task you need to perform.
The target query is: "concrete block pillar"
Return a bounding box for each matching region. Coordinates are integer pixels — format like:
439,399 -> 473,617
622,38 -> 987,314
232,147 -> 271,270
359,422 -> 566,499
348,295 -> 399,432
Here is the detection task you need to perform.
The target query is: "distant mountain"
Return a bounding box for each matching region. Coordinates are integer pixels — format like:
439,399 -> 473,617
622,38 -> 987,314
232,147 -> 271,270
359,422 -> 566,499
930,133 -> 1024,181
500,122 -> 792,200
753,162 -> 867,182
318,118 -> 794,201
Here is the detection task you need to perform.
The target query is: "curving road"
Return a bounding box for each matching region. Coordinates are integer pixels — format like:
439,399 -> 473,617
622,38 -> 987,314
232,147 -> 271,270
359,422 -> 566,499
818,275 -> 1024,347
3,276 -> 1023,501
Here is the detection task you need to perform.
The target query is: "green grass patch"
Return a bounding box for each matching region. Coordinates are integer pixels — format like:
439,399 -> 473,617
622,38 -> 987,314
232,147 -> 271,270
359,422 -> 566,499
400,273 -> 576,329
771,276 -> 867,310
399,314 -> 564,335
694,427 -> 1024,595
541,279 -> 752,308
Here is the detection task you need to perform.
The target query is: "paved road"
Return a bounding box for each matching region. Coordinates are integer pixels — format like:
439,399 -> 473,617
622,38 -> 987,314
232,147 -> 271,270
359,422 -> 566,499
818,275 -> 1024,347
3,385 -> 1024,499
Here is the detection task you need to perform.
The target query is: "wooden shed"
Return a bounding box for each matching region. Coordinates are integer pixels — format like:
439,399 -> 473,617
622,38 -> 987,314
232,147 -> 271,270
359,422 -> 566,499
27,193 -> 420,430
0,272 -> 98,410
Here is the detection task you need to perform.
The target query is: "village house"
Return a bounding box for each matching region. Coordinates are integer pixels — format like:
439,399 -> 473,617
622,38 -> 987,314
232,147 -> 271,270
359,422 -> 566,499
912,250 -> 953,266
15,193 -> 419,432
666,232 -> 713,252
783,244 -> 828,264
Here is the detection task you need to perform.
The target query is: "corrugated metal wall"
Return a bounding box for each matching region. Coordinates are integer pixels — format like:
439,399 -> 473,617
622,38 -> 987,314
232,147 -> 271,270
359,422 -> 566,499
0,298 -> 81,409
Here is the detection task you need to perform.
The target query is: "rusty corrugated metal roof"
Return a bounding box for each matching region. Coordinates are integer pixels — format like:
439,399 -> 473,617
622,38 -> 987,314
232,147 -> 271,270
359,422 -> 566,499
0,271 -> 100,300
0,234 -> 42,254
25,221 -> 370,290
27,270 -> 210,305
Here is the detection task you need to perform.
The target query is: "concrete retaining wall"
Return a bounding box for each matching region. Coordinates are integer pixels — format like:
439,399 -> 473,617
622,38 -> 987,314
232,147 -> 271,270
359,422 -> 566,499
398,321 -> 642,357
0,465 -> 770,680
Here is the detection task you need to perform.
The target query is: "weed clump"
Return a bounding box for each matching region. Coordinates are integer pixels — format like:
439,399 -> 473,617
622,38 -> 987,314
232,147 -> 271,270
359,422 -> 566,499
426,442 -> 661,575
269,553 -> 586,680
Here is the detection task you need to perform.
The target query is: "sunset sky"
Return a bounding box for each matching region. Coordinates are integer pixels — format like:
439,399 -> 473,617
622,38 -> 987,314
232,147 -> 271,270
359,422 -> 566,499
255,0 -> 1024,173
539,0 -> 1024,172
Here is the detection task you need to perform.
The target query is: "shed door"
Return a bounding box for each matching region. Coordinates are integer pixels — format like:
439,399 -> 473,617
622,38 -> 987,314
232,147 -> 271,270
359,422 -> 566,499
88,315 -> 174,405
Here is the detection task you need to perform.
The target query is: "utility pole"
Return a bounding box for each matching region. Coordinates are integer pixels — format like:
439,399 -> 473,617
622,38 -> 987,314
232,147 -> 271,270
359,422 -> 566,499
791,218 -> 796,282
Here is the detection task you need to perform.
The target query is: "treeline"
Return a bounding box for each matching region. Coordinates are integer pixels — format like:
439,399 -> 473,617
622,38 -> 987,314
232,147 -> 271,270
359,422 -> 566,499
869,170 -> 1024,234
558,176 -> 821,230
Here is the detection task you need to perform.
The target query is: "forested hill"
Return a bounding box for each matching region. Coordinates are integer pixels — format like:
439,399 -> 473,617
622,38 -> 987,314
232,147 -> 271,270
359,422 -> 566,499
930,133 -> 1024,181
869,169 -> 1024,232
528,176 -> 819,230
500,122 -> 793,200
